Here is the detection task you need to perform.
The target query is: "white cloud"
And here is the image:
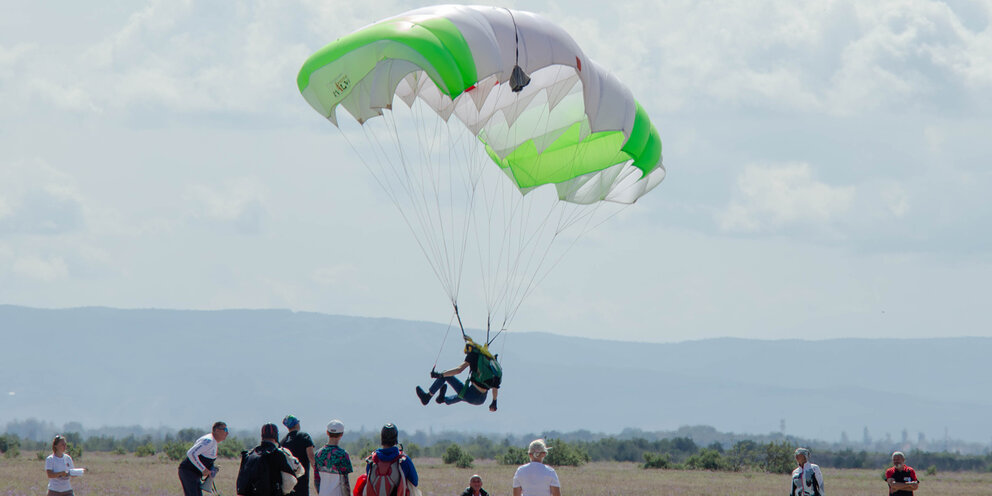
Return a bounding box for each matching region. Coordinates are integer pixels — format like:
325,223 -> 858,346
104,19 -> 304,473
0,160 -> 86,235
545,1 -> 992,115
12,255 -> 69,281
186,178 -> 268,234
718,163 -> 856,233
311,264 -> 360,286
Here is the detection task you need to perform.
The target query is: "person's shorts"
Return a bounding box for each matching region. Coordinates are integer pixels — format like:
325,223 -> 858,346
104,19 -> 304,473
47,490 -> 74,496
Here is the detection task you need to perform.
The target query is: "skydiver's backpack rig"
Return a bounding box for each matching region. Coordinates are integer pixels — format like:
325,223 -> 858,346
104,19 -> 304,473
463,338 -> 502,396
237,446 -> 301,496
237,448 -> 282,496
363,450 -> 409,496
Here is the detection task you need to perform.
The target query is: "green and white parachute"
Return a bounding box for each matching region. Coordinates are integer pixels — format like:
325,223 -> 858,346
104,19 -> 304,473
298,5 -> 664,340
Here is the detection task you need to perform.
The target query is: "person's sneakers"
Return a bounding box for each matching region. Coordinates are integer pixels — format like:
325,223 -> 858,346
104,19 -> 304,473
435,384 -> 447,404
416,386 -> 432,406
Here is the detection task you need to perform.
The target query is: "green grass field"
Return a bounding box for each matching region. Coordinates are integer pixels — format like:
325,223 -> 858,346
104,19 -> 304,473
3,453 -> 991,495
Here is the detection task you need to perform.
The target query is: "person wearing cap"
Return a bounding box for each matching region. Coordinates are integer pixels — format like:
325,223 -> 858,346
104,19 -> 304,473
512,439 -> 561,496
178,421 -> 228,496
237,423 -> 305,496
460,474 -> 489,496
314,420 -> 353,496
280,415 -> 316,496
885,451 -> 918,495
790,447 -> 824,496
415,338 -> 500,411
363,423 -> 419,494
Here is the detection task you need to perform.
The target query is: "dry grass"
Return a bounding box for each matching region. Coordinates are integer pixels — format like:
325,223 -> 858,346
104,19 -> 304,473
2,453 -> 991,495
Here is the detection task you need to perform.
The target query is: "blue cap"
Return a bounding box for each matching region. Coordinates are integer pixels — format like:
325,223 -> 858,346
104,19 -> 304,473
283,415 -> 300,429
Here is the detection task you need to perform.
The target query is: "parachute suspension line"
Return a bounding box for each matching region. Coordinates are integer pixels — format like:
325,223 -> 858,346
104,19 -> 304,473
369,110 -> 454,300
497,74 -> 571,323
336,107 -> 453,301
403,99 -> 454,299
434,310 -> 458,369
453,302 -> 468,340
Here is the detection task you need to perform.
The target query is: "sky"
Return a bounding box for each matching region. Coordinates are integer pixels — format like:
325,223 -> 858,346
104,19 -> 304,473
1,0 -> 991,343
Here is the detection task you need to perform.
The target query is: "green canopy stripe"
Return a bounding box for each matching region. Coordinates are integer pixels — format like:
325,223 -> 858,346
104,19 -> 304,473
297,17 -> 478,99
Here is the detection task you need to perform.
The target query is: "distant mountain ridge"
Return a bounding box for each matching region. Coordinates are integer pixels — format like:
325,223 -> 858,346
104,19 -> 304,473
2,305 -> 988,444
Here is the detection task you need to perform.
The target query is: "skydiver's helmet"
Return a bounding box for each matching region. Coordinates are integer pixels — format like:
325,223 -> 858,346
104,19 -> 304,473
381,423 -> 398,447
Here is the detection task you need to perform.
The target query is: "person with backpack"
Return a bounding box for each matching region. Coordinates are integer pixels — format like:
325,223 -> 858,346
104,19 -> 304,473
415,337 -> 500,411
237,423 -> 305,496
362,423 -> 418,496
179,422 -> 229,496
280,415 -> 316,496
314,419 -> 352,496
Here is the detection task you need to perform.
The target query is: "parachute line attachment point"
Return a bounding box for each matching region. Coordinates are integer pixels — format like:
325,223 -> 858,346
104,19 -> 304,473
505,8 -> 531,92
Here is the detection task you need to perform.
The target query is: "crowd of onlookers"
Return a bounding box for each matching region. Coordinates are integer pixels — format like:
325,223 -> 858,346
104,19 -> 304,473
41,418 -> 921,496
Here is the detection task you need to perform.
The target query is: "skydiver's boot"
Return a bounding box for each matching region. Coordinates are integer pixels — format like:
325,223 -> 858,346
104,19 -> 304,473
416,386 -> 432,406
435,384 -> 447,404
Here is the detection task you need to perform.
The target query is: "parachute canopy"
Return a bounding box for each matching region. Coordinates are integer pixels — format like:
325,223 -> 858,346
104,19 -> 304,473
297,5 -> 664,205
297,5 -> 666,336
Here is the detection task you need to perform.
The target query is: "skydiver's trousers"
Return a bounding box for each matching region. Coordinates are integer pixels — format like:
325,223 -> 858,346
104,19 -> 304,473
428,376 -> 487,405
178,467 -> 204,496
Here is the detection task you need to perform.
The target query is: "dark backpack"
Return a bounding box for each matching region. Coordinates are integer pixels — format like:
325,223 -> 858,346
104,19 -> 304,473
237,447 -> 283,496
364,452 -> 407,496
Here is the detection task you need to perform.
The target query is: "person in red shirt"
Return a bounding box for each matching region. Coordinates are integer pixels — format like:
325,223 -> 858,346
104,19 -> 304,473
885,451 -> 919,495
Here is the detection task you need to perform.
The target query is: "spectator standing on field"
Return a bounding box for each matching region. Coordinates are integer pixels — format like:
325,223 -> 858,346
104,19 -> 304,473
314,419 -> 353,496
790,447 -> 824,496
179,422 -> 228,496
281,415 -> 316,496
886,451 -> 919,495
45,435 -> 80,496
512,439 -> 561,496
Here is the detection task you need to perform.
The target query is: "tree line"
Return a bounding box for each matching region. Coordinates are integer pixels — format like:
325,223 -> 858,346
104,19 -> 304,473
3,430 -> 991,474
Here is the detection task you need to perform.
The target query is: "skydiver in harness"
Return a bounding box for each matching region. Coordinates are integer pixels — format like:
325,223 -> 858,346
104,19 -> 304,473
416,337 -> 501,412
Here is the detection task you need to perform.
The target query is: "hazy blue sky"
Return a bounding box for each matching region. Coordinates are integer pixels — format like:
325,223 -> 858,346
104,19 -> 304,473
2,0 -> 990,343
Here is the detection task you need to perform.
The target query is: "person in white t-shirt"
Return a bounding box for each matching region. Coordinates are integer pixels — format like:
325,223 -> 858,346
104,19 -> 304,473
512,439 -> 561,496
45,435 -> 79,496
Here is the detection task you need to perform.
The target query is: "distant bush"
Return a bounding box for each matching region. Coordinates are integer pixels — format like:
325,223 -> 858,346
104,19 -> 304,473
443,444 -> 465,465
114,446 -> 127,456
37,451 -> 46,461
404,442 -> 421,457
162,441 -> 192,461
67,443 -> 83,460
685,449 -> 728,471
927,465 -> 937,476
762,441 -> 795,474
0,434 -> 20,458
455,452 -> 474,468
498,446 -> 529,465
218,437 -> 246,459
643,452 -> 672,469
544,439 -> 589,467
135,442 -> 156,457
